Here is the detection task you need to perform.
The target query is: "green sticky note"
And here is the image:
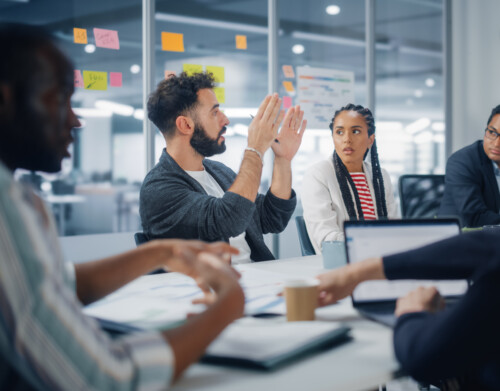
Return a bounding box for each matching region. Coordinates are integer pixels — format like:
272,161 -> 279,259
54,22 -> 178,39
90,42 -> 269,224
206,65 -> 225,83
213,87 -> 225,103
83,71 -> 108,90
183,64 -> 203,76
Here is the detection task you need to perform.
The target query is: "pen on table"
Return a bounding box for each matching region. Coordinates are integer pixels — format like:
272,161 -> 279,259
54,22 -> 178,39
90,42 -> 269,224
250,114 -> 280,144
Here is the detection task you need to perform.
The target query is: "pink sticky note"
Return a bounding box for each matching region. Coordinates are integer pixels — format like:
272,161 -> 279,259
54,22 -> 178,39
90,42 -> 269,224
165,70 -> 176,79
109,72 -> 122,87
93,28 -> 120,50
282,65 -> 295,78
74,70 -> 84,88
283,96 -> 292,109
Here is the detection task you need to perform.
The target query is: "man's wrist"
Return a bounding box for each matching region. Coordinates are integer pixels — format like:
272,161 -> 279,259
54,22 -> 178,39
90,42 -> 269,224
245,147 -> 264,165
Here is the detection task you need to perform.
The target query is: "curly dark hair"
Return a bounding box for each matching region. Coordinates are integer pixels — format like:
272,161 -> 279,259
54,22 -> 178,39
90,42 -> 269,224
147,72 -> 215,137
329,103 -> 388,220
487,105 -> 500,126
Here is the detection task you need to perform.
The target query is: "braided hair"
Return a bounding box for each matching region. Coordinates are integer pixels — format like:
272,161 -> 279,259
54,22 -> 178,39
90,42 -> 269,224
329,103 -> 388,220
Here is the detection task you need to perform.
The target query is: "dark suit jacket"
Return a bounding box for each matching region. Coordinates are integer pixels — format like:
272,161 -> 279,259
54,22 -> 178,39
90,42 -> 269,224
438,140 -> 500,227
139,149 -> 296,262
384,231 -> 500,390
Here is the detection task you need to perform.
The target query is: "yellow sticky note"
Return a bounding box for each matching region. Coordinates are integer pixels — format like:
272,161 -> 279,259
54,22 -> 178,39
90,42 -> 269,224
83,71 -> 108,91
283,81 -> 294,93
206,66 -> 225,83
235,35 -> 247,50
73,28 -> 87,44
162,32 -> 185,52
183,64 -> 203,76
282,65 -> 295,78
213,87 -> 225,104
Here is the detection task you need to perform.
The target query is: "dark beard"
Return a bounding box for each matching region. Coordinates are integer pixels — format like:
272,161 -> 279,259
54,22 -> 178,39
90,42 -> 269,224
190,125 -> 226,157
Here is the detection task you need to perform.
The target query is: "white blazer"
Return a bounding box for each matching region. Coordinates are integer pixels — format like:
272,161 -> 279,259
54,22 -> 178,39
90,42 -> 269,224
301,156 -> 399,254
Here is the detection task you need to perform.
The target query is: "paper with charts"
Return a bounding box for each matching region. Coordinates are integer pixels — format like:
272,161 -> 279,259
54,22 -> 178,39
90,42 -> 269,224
296,66 -> 355,130
84,267 -> 288,330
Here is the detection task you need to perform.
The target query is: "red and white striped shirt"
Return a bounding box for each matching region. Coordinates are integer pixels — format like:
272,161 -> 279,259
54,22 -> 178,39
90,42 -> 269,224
350,172 -> 376,220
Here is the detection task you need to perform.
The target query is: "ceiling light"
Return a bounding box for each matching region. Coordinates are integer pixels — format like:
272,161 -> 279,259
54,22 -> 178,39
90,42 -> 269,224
414,89 -> 423,98
84,44 -> 96,53
326,5 -> 341,15
292,44 -> 305,54
405,118 -> 431,134
133,109 -> 144,120
432,122 -> 445,132
130,64 -> 141,74
425,78 -> 435,87
95,100 -> 134,116
73,108 -> 112,118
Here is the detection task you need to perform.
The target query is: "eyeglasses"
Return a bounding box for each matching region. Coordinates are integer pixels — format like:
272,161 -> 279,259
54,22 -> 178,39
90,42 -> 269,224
485,128 -> 500,141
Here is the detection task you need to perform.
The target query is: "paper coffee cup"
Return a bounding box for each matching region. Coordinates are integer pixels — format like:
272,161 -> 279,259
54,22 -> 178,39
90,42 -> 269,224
284,278 -> 319,322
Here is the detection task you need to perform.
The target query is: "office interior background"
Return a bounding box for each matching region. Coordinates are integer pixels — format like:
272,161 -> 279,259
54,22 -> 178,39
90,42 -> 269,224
1,0 -> 497,258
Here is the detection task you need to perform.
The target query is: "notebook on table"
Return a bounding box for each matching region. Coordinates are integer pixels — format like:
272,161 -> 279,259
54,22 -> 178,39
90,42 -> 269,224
343,218 -> 468,327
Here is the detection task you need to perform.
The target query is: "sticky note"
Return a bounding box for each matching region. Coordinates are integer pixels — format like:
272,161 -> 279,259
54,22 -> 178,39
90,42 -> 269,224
74,70 -> 84,88
162,32 -> 184,52
165,70 -> 176,79
83,71 -> 108,90
283,81 -> 294,93
213,87 -> 225,104
206,66 -> 225,83
93,28 -> 120,50
109,72 -> 122,87
183,64 -> 203,76
283,96 -> 292,109
282,65 -> 295,78
235,35 -> 247,50
73,28 -> 87,44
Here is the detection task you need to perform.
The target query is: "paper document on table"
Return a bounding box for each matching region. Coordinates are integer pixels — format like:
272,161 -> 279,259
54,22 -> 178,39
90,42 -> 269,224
84,267 -> 290,330
203,317 -> 351,369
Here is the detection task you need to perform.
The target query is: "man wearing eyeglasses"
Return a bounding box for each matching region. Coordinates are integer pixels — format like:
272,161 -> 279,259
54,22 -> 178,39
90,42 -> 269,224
439,105 -> 500,227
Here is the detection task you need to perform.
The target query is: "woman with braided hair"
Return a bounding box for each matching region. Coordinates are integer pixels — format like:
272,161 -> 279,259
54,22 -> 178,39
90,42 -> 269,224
301,104 -> 398,254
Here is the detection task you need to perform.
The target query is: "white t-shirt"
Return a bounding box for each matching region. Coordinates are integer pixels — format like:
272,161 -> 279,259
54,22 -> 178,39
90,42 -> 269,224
186,169 -> 252,264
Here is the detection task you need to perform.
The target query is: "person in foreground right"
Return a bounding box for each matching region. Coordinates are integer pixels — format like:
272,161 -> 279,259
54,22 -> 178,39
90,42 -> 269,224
317,231 -> 500,390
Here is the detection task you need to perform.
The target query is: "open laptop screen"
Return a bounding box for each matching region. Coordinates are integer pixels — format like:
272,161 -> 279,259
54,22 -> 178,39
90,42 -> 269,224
344,219 -> 468,303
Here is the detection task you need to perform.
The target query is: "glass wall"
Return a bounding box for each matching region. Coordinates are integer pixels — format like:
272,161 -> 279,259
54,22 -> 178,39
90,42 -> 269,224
1,0 -> 447,248
375,0 -> 444,180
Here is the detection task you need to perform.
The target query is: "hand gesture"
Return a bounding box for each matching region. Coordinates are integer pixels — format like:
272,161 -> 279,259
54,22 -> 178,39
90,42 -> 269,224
272,105 -> 307,161
247,94 -> 285,154
316,266 -> 358,306
395,286 -> 445,317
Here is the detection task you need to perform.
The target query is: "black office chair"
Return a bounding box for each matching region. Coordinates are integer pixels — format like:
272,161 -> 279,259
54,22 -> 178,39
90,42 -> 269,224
134,232 -> 149,246
398,174 -> 445,218
295,216 -> 316,256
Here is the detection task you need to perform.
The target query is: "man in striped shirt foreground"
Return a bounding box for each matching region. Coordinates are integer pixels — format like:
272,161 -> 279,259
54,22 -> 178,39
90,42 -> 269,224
0,23 -> 244,390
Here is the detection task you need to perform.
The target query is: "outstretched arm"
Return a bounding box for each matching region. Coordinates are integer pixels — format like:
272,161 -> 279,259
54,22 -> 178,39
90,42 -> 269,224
75,240 -> 238,305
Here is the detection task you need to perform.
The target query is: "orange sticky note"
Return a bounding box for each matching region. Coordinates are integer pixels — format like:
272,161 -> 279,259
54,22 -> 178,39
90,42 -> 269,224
109,72 -> 122,87
93,28 -> 120,50
213,87 -> 225,104
283,81 -> 294,93
283,96 -> 292,109
74,70 -> 84,88
73,28 -> 87,44
165,70 -> 176,79
282,65 -> 295,78
162,32 -> 184,52
235,35 -> 247,50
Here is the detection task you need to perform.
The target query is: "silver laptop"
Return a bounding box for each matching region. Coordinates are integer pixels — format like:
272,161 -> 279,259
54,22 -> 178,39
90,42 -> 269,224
343,218 -> 468,327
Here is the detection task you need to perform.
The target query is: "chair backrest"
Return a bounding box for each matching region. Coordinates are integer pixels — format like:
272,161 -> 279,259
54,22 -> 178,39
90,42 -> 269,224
398,174 -> 445,218
295,216 -> 316,256
134,232 -> 149,247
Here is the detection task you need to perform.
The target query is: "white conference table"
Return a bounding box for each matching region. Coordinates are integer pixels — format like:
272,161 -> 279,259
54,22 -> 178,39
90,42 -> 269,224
172,255 -> 400,391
